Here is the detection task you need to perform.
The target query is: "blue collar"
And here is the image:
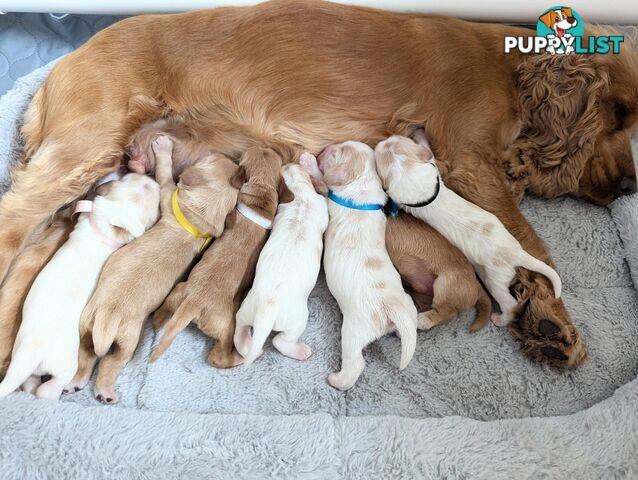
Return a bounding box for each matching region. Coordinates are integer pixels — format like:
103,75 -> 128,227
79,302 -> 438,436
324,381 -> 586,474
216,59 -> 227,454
328,190 -> 384,211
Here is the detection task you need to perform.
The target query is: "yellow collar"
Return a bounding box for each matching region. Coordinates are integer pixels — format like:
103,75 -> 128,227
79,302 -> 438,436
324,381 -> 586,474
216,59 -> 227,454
171,188 -> 212,255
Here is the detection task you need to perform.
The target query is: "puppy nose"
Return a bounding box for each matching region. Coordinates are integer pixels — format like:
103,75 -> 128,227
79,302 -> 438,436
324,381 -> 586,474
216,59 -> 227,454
567,16 -> 576,24
619,176 -> 637,195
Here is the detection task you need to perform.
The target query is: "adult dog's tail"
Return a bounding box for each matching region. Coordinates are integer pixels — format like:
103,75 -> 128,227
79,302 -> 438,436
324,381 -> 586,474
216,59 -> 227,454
518,253 -> 562,298
388,308 -> 417,370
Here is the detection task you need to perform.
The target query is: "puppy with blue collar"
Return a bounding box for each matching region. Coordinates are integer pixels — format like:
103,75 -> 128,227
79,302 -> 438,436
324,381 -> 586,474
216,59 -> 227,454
303,141 -> 418,391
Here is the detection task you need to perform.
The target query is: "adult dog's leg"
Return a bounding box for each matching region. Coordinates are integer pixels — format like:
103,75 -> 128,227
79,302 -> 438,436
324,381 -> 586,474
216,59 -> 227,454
0,137 -> 122,285
444,158 -> 586,367
0,208 -> 72,377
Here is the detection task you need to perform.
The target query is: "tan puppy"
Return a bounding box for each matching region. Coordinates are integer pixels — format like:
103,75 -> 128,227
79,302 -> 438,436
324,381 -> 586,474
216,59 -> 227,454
151,147 -> 288,368
73,136 -> 241,403
386,213 -> 491,332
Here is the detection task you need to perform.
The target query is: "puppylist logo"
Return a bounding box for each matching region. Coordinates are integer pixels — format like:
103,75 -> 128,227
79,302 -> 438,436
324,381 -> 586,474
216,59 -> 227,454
504,6 -> 624,55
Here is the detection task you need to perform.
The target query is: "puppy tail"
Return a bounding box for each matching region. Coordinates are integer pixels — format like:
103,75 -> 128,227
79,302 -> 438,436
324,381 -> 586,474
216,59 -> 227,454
470,287 -> 492,333
518,253 -> 562,298
150,302 -> 196,362
389,310 -> 417,370
92,310 -> 121,357
243,309 -> 276,367
0,347 -> 41,398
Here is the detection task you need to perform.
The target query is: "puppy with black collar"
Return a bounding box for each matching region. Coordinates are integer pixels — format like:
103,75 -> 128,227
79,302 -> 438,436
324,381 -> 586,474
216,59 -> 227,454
375,132 -> 562,327
303,141 -> 417,391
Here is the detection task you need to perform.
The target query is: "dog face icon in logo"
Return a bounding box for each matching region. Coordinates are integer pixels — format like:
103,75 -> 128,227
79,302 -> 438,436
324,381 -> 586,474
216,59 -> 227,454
537,6 -> 584,54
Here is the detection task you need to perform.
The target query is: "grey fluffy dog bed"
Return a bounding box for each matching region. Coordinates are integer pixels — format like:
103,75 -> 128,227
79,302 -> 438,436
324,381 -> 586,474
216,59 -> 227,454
0,60 -> 637,479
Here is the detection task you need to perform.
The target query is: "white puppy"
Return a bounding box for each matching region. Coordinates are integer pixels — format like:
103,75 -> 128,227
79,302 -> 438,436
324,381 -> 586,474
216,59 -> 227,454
306,141 -> 417,391
234,161 -> 329,365
0,173 -> 159,400
374,132 -> 561,327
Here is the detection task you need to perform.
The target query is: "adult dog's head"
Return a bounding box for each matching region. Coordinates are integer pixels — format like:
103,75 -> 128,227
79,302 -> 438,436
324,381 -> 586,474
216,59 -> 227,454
515,28 -> 638,205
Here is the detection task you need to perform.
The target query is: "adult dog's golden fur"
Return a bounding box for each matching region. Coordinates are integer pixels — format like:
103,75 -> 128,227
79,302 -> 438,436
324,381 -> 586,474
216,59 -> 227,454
151,147 -> 286,367
0,0 -> 637,367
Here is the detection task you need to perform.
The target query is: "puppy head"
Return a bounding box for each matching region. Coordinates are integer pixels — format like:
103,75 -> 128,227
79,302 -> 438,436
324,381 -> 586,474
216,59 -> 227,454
237,147 -> 284,217
95,172 -> 160,243
374,135 -> 439,205
316,141 -> 375,191
176,153 -> 241,237
280,163 -> 314,199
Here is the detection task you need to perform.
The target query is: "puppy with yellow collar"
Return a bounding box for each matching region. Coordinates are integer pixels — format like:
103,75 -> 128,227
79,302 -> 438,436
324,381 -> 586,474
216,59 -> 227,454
71,136 -> 242,404
151,146 -> 289,369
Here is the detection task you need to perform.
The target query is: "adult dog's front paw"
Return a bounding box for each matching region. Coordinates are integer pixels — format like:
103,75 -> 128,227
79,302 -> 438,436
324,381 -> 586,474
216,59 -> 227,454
509,275 -> 586,368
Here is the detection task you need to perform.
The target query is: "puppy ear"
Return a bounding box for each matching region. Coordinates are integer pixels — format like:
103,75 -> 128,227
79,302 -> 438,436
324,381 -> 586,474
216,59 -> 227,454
310,176 -> 329,196
224,209 -> 237,230
562,7 -> 573,17
416,146 -> 434,163
230,165 -> 247,190
96,182 -> 115,197
277,178 -> 295,204
538,11 -> 554,28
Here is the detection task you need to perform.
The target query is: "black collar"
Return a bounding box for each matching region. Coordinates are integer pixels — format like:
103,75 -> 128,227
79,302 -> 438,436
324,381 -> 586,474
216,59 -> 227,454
402,175 -> 440,208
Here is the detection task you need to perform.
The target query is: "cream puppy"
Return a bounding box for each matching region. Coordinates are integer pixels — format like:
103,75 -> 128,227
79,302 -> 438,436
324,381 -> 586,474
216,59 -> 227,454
375,132 -> 562,327
234,160 -> 329,365
0,173 -> 159,400
307,141 -> 417,391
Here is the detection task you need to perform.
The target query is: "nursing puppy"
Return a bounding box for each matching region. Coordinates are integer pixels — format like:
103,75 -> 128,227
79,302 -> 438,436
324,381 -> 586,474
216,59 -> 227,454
307,142 -> 417,391
386,213 -> 491,332
375,134 -> 561,327
77,136 -> 241,403
0,208 -> 73,378
150,147 -> 286,368
0,173 -> 159,399
234,160 -> 329,365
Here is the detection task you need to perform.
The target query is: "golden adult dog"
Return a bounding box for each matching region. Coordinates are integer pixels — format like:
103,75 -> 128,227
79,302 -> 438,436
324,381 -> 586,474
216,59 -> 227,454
1,0 -> 637,367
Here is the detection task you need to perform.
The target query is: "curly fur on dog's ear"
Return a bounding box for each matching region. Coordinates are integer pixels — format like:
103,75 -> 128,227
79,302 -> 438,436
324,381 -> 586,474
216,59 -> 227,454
515,54 -> 609,197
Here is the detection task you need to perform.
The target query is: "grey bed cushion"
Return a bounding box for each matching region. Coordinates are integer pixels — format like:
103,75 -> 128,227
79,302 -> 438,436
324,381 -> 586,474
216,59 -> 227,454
1,60 -> 638,479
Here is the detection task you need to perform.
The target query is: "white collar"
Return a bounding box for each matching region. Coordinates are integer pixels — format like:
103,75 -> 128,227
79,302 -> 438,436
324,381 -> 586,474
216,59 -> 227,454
236,202 -> 273,230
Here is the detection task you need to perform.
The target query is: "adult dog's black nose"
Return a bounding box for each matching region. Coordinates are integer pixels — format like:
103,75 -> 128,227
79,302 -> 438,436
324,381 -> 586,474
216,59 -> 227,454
618,176 -> 637,196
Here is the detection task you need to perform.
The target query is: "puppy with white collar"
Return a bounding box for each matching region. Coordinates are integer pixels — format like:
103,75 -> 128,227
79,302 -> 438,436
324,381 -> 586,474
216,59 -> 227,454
305,141 -> 417,391
0,172 -> 159,400
234,160 -> 329,365
375,132 -> 562,327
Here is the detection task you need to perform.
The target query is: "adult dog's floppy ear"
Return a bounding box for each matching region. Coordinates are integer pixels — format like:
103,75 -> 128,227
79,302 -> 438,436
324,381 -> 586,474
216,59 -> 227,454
230,165 -> 247,190
515,54 -> 608,197
277,178 -> 295,204
224,209 -> 237,230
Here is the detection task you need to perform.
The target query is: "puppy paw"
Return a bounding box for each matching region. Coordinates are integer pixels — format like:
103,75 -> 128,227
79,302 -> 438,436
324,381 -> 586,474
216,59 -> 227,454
327,372 -> 351,391
94,387 -> 120,405
62,377 -> 90,394
298,152 -> 321,178
291,342 -> 312,361
151,135 -> 173,157
417,311 -> 437,330
490,312 -> 511,328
